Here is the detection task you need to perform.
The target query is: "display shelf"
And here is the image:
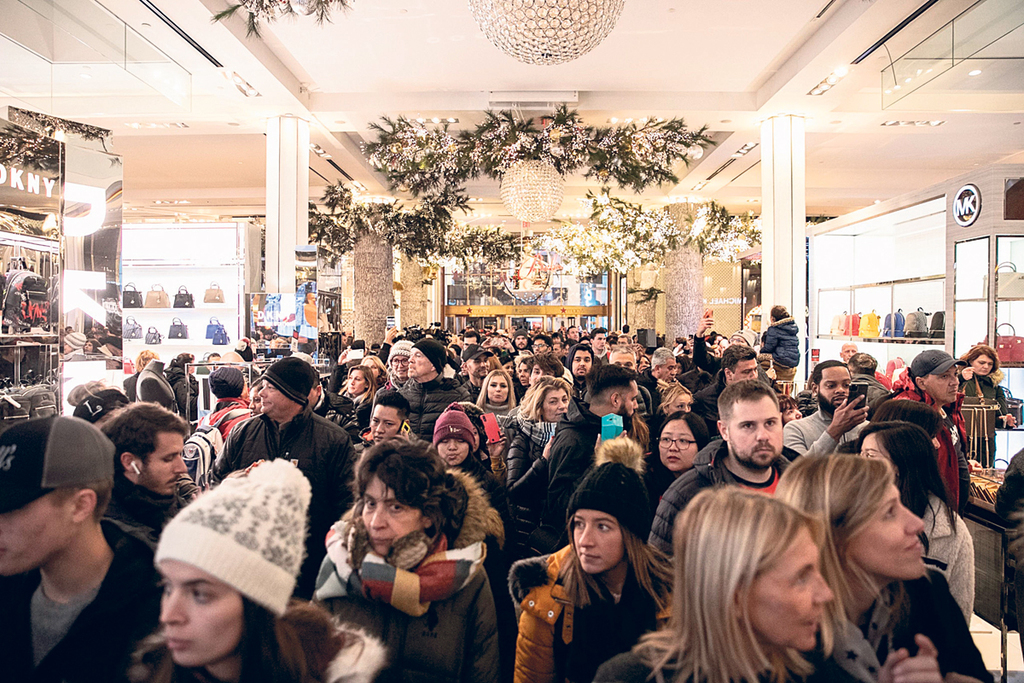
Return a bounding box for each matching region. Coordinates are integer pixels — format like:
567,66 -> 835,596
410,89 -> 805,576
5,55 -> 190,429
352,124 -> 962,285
122,304 -> 239,313
817,334 -> 945,344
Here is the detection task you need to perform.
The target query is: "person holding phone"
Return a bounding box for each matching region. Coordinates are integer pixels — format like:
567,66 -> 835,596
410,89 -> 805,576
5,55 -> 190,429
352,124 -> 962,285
783,361 -> 869,458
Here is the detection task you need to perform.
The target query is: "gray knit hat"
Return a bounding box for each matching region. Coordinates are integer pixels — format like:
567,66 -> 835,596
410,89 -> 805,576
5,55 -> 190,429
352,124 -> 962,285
155,460 -> 311,615
390,339 -> 414,360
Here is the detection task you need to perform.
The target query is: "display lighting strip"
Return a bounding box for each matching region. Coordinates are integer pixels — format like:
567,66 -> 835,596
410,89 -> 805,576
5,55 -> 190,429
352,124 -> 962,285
414,117 -> 459,124
807,66 -> 849,96
880,120 -> 945,127
153,200 -> 191,205
691,180 -> 709,191
221,69 -> 260,97
731,142 -> 758,158
309,143 -> 332,159
124,122 -> 189,129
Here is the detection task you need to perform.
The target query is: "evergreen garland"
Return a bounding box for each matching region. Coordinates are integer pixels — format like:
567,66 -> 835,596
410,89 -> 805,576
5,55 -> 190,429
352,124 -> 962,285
587,118 -> 712,193
364,117 -> 471,197
214,0 -> 353,38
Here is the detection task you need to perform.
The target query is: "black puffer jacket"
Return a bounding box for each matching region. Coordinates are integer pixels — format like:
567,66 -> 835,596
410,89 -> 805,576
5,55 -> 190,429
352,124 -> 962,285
103,475 -> 194,550
400,376 -> 472,441
692,370 -> 727,437
214,408 -> 355,597
505,418 -> 556,558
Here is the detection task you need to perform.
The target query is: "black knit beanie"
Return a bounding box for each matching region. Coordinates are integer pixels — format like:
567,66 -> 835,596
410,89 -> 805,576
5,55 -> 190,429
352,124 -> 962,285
567,462 -> 652,540
413,339 -> 447,375
263,357 -> 317,407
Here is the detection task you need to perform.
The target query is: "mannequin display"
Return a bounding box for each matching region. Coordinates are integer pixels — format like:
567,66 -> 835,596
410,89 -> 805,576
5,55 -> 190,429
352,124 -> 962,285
136,359 -> 176,412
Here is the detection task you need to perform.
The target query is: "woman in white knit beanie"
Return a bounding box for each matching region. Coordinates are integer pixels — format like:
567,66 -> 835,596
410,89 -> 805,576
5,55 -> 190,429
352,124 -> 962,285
129,460 -> 385,683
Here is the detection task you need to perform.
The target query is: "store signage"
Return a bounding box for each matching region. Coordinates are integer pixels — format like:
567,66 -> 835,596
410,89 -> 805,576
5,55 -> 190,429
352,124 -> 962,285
0,164 -> 57,198
64,182 -> 107,237
953,184 -> 981,227
445,305 -> 606,316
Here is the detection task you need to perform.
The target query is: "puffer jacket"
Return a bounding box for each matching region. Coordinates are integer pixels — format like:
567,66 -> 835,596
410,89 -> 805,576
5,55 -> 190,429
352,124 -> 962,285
891,380 -> 969,513
317,471 -> 504,683
214,408 -> 355,598
761,316 -> 800,368
165,365 -> 198,422
400,376 -> 472,440
509,546 -> 670,683
648,440 -> 792,555
505,416 -> 558,558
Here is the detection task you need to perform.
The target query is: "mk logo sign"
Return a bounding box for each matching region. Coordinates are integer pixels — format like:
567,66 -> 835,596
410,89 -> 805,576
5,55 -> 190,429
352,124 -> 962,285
953,184 -> 981,227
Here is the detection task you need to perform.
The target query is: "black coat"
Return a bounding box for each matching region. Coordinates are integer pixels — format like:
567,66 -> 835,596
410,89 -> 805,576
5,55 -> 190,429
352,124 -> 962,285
0,522 -> 161,683
165,365 -> 198,422
399,376 -> 472,441
505,425 -> 550,558
636,369 -> 663,413
648,440 -> 793,555
692,370 -> 727,437
214,408 -> 355,598
534,399 -> 602,554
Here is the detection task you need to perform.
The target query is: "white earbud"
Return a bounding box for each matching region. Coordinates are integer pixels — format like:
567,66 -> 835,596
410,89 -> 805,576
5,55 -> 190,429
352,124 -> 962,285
130,461 -> 142,475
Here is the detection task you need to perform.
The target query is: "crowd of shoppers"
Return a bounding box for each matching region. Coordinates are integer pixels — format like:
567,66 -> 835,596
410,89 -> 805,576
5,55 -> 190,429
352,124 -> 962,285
4,315 -> 1017,683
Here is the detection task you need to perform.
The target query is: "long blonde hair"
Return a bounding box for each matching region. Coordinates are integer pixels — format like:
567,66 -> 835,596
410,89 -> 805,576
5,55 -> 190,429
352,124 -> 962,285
519,376 -> 572,422
775,454 -> 896,641
637,487 -> 825,683
476,369 -> 517,412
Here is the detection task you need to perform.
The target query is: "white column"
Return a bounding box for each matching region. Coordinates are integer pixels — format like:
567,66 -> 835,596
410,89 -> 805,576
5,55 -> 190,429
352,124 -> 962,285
760,115 -> 807,374
265,115 -> 310,294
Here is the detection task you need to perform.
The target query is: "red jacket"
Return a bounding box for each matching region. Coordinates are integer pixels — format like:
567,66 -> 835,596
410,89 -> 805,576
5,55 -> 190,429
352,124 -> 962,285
891,381 -> 968,511
206,397 -> 252,441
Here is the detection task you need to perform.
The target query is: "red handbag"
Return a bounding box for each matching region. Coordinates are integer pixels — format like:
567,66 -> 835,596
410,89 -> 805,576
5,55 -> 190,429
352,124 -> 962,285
996,323 -> 1024,363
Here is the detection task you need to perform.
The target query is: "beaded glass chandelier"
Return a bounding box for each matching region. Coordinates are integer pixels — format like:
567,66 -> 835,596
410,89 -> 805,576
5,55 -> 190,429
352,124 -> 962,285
468,0 -> 626,66
500,160 -> 565,222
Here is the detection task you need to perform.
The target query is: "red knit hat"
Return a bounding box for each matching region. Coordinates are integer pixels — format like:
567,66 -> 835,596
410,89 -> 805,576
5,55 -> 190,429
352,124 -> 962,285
432,403 -> 479,450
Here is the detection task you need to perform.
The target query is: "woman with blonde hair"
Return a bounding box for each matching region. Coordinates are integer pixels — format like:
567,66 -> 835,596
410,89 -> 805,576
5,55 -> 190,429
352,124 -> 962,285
597,487 -> 836,683
506,376 -> 572,558
511,437 -> 672,683
777,455 -> 990,683
476,368 -> 517,421
360,354 -> 388,389
342,365 -> 377,436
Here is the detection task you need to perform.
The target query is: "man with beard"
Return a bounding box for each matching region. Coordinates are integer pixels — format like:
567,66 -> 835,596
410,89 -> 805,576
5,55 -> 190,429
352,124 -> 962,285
648,380 -> 793,554
532,364 -> 639,554
783,360 -> 868,457
460,344 -> 494,395
566,343 -> 594,399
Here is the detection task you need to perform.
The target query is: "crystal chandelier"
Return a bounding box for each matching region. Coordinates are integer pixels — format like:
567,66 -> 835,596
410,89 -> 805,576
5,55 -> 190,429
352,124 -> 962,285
500,160 -> 565,222
468,0 -> 626,66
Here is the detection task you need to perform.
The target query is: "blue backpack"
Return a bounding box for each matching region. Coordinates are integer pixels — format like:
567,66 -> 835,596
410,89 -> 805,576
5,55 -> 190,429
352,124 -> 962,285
883,310 -> 905,338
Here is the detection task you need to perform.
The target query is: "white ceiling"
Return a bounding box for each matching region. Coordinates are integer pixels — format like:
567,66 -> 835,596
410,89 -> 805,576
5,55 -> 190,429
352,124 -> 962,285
1,0 -> 1023,224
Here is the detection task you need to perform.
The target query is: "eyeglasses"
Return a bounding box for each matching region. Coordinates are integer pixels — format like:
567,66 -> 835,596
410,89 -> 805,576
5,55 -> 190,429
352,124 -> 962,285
390,357 -> 409,366
659,436 -> 697,449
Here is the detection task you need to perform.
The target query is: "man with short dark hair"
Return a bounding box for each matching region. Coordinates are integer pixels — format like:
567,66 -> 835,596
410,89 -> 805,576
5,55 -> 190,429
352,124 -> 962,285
462,328 -> 481,346
366,391 -> 412,444
101,403 -> 192,549
591,327 -> 609,364
215,356 -> 355,597
534,364 -> 639,553
893,349 -> 970,512
0,416 -> 161,683
608,345 -> 654,418
461,344 -> 495,394
532,334 -> 553,355
551,335 -> 566,362
848,352 -> 890,409
784,360 -> 868,458
649,380 -> 792,554
693,344 -> 760,437
566,326 -> 580,344
566,343 -> 594,399
529,353 -> 565,386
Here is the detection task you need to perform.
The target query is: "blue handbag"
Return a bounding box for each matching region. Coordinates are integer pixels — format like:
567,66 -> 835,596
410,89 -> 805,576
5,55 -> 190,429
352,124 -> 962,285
205,317 -> 221,339
211,325 -> 230,346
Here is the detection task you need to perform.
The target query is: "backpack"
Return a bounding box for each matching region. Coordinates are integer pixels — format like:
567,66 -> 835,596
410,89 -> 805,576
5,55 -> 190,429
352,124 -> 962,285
182,408 -> 249,490
904,309 -> 928,338
929,311 -> 945,339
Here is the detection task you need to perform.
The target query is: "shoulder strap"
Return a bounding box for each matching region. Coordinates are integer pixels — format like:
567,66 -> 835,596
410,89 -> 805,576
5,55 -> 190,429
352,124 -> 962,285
213,407 -> 249,428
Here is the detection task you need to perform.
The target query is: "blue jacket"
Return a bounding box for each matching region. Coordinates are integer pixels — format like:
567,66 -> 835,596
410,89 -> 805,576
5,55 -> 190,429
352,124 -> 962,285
761,316 -> 801,368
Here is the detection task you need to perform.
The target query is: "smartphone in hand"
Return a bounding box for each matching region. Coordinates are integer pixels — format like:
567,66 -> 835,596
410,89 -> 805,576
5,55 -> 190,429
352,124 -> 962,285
846,383 -> 868,407
601,414 -> 624,441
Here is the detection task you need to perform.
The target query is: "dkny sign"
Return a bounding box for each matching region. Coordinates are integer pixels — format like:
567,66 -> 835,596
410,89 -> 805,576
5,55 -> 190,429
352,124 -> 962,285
953,184 -> 981,227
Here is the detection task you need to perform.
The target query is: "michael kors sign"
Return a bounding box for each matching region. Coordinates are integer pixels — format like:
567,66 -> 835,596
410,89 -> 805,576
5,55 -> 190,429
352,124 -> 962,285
953,184 -> 981,227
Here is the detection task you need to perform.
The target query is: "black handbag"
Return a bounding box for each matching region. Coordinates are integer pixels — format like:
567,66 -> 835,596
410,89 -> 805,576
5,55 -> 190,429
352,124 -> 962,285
169,318 -> 188,339
123,283 -> 143,309
145,327 -> 162,344
173,286 -> 195,309
124,317 -> 142,340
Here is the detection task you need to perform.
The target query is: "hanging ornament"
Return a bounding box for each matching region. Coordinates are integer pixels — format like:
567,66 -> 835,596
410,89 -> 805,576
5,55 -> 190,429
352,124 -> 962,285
468,0 -> 626,66
289,0 -> 313,14
500,160 -> 565,222
687,144 -> 704,160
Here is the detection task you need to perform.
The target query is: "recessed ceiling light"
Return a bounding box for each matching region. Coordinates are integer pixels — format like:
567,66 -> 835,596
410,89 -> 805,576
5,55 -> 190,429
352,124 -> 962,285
874,200 -> 881,204
808,67 -> 850,96
80,73 -> 91,79
969,69 -> 982,76
720,119 -> 732,123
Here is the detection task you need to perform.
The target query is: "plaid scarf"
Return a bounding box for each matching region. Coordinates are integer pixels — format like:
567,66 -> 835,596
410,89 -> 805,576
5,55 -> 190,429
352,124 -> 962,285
516,412 -> 558,448
315,518 -> 485,617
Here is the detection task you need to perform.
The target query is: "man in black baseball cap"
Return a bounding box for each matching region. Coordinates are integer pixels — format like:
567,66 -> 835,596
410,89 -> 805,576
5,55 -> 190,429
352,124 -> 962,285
893,349 -> 969,512
214,356 -> 355,597
461,344 -> 495,394
0,416 -> 160,683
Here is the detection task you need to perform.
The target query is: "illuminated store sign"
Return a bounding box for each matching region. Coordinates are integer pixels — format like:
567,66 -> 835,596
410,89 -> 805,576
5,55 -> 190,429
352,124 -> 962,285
953,184 -> 981,227
0,164 -> 57,198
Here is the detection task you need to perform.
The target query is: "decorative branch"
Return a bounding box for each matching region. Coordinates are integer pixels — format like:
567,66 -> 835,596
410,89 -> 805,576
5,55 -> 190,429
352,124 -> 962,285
586,118 -> 713,193
213,0 -> 353,38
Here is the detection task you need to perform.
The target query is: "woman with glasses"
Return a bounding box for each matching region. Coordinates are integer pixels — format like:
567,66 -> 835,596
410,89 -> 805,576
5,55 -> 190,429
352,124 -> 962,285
645,411 -> 709,511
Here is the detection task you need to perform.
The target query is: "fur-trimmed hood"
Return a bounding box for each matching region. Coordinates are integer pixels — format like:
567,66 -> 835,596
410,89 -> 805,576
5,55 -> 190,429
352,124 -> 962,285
593,435 -> 645,475
324,626 -> 388,683
508,547 -> 569,605
770,316 -> 795,327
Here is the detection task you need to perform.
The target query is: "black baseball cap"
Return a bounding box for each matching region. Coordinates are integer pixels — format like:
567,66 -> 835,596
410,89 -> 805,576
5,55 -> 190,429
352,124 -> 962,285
0,416 -> 115,514
462,345 -> 495,362
910,349 -> 966,378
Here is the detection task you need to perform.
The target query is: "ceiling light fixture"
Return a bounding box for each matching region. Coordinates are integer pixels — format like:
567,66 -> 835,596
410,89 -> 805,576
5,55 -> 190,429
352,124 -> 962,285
691,181 -> 709,191
309,143 -> 332,159
808,66 -> 850,96
221,68 -> 260,97
968,69 -> 982,76
730,142 -> 758,158
880,120 -> 945,127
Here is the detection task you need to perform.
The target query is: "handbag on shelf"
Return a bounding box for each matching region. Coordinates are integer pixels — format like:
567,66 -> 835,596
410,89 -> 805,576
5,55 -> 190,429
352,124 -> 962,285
145,327 -> 163,345
173,286 -> 195,309
123,317 -> 143,340
122,283 -> 143,309
205,317 -> 222,339
830,314 -> 844,335
1005,386 -> 1023,426
211,324 -> 230,346
144,285 -> 171,309
859,311 -> 881,338
843,313 -> 861,337
996,323 -> 1024,363
168,317 -> 189,340
997,262 -> 1024,299
904,308 -> 929,338
203,283 -> 225,304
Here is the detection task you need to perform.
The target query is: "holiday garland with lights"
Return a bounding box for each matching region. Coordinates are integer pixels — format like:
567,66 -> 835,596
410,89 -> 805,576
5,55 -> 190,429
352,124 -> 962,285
214,0 -> 353,37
